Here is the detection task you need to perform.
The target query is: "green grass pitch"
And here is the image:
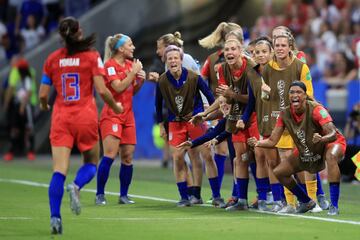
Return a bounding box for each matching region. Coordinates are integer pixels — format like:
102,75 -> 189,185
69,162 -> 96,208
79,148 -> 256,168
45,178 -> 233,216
0,156 -> 359,240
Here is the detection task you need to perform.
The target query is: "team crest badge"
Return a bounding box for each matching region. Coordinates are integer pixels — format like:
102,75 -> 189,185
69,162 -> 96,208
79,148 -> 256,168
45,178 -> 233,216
175,95 -> 184,113
112,124 -> 118,132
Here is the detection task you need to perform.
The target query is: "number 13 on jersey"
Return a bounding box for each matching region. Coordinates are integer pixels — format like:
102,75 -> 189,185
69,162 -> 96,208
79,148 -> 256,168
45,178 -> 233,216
62,73 -> 80,101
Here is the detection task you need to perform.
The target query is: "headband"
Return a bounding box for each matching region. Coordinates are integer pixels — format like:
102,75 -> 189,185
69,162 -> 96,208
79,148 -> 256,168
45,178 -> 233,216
114,35 -> 129,50
290,81 -> 307,93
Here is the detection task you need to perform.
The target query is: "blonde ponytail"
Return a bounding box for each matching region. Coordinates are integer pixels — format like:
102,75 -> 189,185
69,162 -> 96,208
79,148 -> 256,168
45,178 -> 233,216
199,22 -> 242,49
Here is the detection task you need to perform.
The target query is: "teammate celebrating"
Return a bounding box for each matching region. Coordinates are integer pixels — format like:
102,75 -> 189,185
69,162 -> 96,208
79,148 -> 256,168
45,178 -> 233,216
96,33 -> 145,205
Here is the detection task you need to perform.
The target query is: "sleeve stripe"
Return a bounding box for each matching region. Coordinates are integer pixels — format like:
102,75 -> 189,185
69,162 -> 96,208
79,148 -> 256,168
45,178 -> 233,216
41,74 -> 52,85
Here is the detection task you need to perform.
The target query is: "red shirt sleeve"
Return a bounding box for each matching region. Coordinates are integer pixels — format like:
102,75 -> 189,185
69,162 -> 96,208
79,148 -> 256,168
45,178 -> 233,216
91,51 -> 105,76
201,57 -> 210,78
105,60 -> 127,83
217,65 -> 227,86
312,105 -> 333,126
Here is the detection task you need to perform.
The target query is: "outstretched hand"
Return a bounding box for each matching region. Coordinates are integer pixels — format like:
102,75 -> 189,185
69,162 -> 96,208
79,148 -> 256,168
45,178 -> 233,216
203,139 -> 218,148
236,120 -> 245,130
176,140 -> 192,150
189,112 -> 206,125
247,137 -> 258,148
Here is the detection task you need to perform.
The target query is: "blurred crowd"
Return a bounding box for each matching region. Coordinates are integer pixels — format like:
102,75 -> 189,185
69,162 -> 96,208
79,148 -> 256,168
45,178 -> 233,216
246,0 -> 360,87
0,0 -> 100,63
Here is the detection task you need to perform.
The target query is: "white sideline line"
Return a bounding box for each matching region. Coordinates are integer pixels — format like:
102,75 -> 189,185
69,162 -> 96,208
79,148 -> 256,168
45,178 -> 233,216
1,178 -> 360,226
0,217 -> 32,220
86,217 -> 264,221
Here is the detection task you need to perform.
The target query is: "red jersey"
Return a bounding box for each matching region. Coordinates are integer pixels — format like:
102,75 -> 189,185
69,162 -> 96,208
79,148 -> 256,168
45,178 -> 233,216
201,50 -> 223,78
218,57 -> 248,86
276,105 -> 332,128
43,48 -> 105,122
277,105 -> 343,139
102,59 -> 135,118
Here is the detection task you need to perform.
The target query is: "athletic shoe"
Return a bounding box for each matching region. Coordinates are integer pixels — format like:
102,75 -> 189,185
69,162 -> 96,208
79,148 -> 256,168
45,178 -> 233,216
248,197 -> 258,209
327,204 -> 339,216
271,200 -> 285,212
66,183 -> 81,215
189,196 -> 203,204
310,203 -> 323,213
278,204 -> 296,214
3,152 -> 13,161
206,198 -> 213,204
95,194 -> 107,205
177,199 -> 191,207
27,152 -> 36,161
317,194 -> 330,210
266,191 -> 274,205
222,197 -> 238,208
225,199 -> 248,211
258,200 -> 271,212
296,199 -> 316,213
212,197 -> 226,208
118,196 -> 135,204
50,217 -> 62,235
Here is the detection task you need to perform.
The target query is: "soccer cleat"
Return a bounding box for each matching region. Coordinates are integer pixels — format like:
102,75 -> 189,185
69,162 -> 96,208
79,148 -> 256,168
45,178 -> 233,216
50,217 -> 62,235
212,197 -> 226,208
271,200 -> 285,213
66,183 -> 81,215
225,199 -> 248,211
327,204 -> 339,216
278,204 -> 296,214
296,199 -> 316,213
317,194 -> 330,210
310,203 -> 323,213
27,151 -> 36,161
177,199 -> 191,207
189,196 -> 203,204
118,196 -> 135,204
3,152 -> 14,161
222,197 -> 238,208
248,197 -> 258,209
95,194 -> 107,205
266,191 -> 274,205
257,200 -> 271,212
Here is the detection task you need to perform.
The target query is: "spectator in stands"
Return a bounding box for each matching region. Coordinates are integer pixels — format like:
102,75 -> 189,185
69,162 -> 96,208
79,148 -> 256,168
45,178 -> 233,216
324,51 -> 357,87
344,102 -> 360,144
20,14 -> 45,50
15,0 -> 44,35
3,57 -> 37,161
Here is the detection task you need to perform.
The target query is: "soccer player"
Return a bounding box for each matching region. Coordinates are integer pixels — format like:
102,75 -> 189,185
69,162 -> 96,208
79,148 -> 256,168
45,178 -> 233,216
198,22 -> 242,206
241,31 -> 315,212
155,45 -> 221,206
272,26 -> 330,212
250,81 -> 346,215
95,33 -> 145,205
39,17 -> 123,235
